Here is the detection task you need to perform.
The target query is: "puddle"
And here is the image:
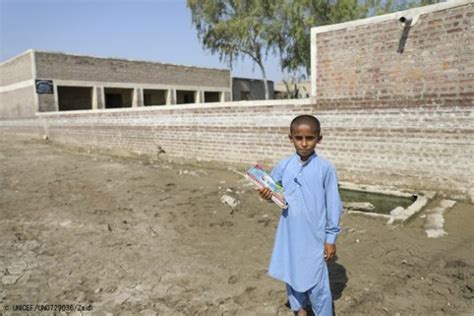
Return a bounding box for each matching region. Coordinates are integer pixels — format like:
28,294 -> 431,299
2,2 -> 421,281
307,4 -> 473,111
341,188 -> 416,214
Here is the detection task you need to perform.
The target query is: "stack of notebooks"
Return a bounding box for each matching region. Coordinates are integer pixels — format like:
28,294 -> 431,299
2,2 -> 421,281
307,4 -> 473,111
245,165 -> 287,209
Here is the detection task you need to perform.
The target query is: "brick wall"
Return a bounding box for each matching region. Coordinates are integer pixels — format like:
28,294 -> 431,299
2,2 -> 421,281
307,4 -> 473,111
1,99 -> 472,200
314,2 -> 473,106
35,52 -> 231,88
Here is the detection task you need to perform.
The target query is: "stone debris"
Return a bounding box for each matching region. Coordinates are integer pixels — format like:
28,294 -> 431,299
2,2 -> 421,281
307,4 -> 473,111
440,199 -> 457,209
178,169 -> 207,177
220,195 -> 240,209
179,169 -> 194,176
424,199 -> 456,238
343,202 -> 376,212
387,195 -> 428,224
347,210 -> 391,220
59,219 -> 73,227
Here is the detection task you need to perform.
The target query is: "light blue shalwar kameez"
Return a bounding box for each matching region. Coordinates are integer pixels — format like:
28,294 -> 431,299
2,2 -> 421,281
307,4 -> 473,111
268,152 -> 342,315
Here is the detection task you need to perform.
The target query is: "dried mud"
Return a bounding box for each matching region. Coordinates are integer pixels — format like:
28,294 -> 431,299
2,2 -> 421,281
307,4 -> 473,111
1,135 -> 473,315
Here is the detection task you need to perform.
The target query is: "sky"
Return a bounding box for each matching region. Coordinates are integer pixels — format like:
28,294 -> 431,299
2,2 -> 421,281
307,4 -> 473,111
0,0 -> 284,82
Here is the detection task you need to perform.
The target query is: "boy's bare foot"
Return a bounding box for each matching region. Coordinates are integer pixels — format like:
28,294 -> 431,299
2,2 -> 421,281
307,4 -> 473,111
296,308 -> 307,316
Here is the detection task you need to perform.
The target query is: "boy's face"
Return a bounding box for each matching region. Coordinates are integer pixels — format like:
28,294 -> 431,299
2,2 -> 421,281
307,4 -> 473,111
289,123 -> 320,161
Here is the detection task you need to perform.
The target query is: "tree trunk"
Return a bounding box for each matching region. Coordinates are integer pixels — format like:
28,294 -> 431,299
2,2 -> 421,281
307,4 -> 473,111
256,60 -> 270,100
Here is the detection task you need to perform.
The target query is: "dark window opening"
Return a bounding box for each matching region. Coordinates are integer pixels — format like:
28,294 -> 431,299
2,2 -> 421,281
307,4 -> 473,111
105,94 -> 122,108
176,90 -> 195,104
104,88 -> 133,108
144,89 -> 167,106
57,86 -> 92,111
204,91 -> 221,103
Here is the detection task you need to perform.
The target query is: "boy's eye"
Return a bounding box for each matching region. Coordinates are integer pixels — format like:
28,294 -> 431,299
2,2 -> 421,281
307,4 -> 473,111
294,136 -> 316,141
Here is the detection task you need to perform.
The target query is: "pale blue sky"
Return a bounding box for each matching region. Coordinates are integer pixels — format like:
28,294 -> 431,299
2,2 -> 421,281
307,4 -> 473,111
0,0 -> 283,82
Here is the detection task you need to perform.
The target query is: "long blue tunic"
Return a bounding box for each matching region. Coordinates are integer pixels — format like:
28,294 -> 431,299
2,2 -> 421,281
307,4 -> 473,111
268,152 -> 342,293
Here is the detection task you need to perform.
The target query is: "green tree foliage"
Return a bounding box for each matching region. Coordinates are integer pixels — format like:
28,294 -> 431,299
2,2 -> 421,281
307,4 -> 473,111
272,0 -> 381,75
187,0 -> 277,99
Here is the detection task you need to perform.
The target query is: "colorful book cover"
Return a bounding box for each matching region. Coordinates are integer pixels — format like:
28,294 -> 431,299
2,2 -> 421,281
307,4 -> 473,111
245,165 -> 287,209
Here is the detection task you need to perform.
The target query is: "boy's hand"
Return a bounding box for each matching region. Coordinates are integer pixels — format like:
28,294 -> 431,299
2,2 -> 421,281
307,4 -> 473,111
258,187 -> 273,201
324,243 -> 336,262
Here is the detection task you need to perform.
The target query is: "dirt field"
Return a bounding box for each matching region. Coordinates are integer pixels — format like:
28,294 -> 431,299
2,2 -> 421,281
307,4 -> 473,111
1,135 -> 473,315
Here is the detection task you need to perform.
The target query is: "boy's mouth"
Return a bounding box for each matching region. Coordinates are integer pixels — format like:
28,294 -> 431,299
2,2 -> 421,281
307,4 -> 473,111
298,149 -> 313,155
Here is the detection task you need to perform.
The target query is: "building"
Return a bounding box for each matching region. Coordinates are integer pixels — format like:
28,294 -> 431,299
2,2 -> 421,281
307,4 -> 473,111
274,80 -> 311,99
0,50 -> 232,118
232,77 -> 274,101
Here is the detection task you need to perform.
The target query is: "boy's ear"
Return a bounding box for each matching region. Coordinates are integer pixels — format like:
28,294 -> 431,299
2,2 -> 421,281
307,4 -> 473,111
318,135 -> 323,142
288,134 -> 293,141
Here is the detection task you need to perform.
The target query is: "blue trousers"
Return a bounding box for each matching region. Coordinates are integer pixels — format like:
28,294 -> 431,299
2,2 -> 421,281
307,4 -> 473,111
286,263 -> 333,315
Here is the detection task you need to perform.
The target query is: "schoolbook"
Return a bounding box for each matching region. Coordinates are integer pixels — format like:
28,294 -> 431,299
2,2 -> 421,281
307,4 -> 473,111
245,165 -> 287,209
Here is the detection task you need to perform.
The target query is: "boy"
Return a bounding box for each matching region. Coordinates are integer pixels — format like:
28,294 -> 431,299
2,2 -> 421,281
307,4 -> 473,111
259,115 -> 342,316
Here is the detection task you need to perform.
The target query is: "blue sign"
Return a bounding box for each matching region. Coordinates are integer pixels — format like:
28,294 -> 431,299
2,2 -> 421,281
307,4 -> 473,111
35,80 -> 54,94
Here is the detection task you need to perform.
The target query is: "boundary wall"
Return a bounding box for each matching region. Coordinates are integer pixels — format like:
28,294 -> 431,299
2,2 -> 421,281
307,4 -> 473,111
1,99 -> 472,200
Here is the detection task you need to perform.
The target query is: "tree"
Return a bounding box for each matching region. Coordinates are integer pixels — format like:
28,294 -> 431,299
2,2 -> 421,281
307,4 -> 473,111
187,0 -> 277,100
270,0 -> 372,76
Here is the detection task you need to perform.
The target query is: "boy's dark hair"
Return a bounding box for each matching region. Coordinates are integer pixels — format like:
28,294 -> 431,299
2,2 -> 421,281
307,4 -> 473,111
290,115 -> 321,135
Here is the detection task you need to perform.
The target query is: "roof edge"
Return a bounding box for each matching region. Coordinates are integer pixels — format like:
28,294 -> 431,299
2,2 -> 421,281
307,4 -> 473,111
0,49 -> 35,66
2,49 -> 230,73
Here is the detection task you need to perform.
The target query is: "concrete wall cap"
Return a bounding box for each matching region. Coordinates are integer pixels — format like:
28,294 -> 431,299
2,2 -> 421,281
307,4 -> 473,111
35,98 -> 312,116
311,0 -> 472,34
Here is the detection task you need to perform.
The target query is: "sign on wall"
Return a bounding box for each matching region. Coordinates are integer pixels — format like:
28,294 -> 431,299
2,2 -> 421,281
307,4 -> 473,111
35,80 -> 54,94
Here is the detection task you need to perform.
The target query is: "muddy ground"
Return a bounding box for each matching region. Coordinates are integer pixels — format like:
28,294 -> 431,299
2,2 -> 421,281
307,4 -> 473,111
0,135 -> 473,315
